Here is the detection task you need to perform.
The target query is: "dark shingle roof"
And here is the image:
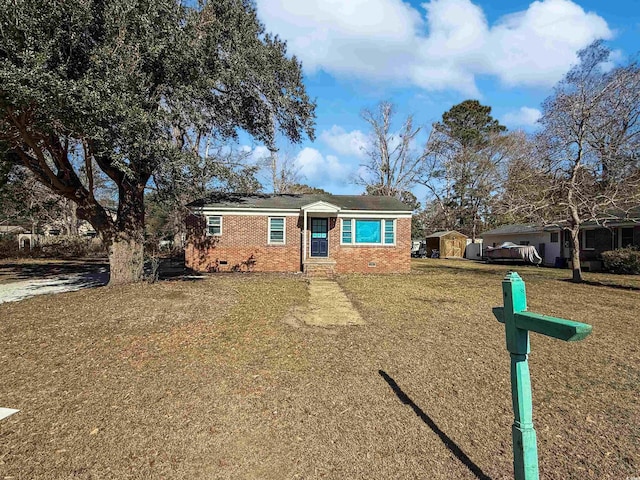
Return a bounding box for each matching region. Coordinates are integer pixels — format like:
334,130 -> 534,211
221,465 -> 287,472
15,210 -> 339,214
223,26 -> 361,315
481,224 -> 550,236
482,212 -> 640,237
187,193 -> 412,211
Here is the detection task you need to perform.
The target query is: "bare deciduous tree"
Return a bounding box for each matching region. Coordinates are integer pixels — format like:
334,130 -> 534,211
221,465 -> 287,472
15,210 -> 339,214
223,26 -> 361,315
503,41 -> 640,282
265,149 -> 303,194
358,101 -> 431,202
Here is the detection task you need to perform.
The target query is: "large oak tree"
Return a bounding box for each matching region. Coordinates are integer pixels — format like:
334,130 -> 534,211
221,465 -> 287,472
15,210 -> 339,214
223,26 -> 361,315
0,0 -> 315,284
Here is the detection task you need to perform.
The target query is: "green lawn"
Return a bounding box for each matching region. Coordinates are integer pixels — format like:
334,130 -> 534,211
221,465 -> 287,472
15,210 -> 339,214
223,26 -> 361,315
0,260 -> 638,479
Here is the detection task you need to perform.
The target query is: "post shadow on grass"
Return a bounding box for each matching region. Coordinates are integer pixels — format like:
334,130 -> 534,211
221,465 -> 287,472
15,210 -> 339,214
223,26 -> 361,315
378,370 -> 492,480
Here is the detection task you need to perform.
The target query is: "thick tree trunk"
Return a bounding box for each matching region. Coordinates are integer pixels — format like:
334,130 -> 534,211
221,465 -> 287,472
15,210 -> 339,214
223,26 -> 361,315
569,223 -> 582,283
108,233 -> 145,285
106,179 -> 147,286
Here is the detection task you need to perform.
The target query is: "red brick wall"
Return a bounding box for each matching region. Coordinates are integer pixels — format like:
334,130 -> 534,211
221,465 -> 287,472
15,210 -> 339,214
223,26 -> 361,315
185,214 -> 411,274
332,217 -> 411,273
185,214 -> 302,272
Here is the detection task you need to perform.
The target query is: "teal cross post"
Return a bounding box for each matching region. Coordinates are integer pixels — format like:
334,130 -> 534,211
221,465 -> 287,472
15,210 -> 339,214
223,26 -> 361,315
492,272 -> 592,480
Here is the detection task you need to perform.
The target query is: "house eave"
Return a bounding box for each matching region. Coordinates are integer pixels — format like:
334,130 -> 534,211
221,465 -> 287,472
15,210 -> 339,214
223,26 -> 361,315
191,205 -> 412,218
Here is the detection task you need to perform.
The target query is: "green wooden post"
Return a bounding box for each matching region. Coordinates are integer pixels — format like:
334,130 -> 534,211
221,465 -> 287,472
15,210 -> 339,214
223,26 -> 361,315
492,272 -> 592,480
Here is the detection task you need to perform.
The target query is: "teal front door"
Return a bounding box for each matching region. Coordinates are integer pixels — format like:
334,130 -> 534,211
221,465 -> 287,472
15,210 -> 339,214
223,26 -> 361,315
310,218 -> 328,257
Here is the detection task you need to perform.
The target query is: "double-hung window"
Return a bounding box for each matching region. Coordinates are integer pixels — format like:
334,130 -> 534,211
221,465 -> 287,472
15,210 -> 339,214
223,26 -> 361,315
269,217 -> 286,244
584,230 -> 596,249
342,218 -> 353,243
621,227 -> 634,247
341,218 -> 395,245
207,216 -> 222,236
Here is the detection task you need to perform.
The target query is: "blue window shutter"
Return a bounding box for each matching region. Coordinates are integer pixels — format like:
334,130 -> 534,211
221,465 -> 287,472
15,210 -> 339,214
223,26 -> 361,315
269,217 -> 285,243
384,220 -> 394,244
342,219 -> 352,243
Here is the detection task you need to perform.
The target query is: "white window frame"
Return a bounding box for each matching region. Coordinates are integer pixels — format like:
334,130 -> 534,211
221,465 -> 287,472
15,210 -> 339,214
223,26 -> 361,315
383,219 -> 396,245
341,218 -> 353,244
340,218 -> 396,246
583,229 -> 596,250
207,216 -> 222,236
621,227 -> 634,248
268,217 -> 286,245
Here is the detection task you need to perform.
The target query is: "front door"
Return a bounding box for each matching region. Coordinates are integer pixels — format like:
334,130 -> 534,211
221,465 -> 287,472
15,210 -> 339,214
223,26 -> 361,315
310,218 -> 328,257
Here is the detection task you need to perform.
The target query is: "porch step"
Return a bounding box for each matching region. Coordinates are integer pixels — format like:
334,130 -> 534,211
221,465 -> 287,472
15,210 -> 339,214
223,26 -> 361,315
303,259 -> 337,278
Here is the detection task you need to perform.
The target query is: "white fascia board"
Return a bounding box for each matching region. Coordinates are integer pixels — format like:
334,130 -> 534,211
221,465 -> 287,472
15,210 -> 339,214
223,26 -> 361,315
192,207 -> 300,217
191,206 -> 412,218
338,210 -> 412,219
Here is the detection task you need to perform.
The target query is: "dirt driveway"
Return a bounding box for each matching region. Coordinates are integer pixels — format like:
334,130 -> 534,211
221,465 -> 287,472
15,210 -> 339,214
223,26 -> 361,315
0,259 -> 109,303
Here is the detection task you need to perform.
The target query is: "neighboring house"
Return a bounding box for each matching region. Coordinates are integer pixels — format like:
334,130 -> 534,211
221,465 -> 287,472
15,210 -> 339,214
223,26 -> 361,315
185,193 -> 413,274
16,220 -> 99,250
481,218 -> 640,269
425,231 -> 467,258
0,225 -> 27,236
481,224 -> 561,266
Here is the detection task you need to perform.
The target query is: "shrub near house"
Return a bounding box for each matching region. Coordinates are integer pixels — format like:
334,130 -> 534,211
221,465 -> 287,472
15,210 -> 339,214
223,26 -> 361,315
602,247 -> 640,274
185,193 -> 413,274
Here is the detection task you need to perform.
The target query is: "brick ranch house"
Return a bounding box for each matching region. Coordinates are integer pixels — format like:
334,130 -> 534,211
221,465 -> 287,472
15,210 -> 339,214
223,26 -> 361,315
185,193 -> 413,274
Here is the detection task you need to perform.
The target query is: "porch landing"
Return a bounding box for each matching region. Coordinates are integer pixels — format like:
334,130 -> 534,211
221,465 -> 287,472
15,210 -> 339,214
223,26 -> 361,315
303,258 -> 336,277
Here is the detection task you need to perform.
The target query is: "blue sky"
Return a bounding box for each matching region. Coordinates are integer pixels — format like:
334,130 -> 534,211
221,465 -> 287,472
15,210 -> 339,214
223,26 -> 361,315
243,0 -> 639,197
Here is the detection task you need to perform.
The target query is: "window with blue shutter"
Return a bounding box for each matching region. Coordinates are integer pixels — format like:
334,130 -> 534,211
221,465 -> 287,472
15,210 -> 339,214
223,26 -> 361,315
384,220 -> 394,244
269,217 -> 285,244
340,218 -> 396,245
342,219 -> 352,243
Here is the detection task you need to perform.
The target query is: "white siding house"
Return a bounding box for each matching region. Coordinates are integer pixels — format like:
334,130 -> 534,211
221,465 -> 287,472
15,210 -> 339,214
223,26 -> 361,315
480,225 -> 562,266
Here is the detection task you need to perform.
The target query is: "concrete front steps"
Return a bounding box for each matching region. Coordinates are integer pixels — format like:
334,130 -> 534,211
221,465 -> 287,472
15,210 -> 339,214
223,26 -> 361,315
303,258 -> 337,277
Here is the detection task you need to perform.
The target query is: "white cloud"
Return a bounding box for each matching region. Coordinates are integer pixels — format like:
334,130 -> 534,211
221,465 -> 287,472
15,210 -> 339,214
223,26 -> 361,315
294,147 -> 353,184
320,126 -> 369,158
483,0 -> 612,87
255,0 -> 614,94
240,145 -> 271,164
501,107 -> 542,128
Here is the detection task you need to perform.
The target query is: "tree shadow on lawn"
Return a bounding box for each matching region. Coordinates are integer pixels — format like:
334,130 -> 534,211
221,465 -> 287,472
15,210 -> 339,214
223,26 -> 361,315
413,261 -> 640,291
0,258 -> 109,281
413,260 -> 548,280
154,258 -> 206,282
0,257 -> 206,284
379,370 -> 493,480
559,278 -> 640,291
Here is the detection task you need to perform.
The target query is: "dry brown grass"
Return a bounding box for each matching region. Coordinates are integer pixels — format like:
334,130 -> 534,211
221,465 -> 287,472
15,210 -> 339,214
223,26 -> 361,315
0,260 -> 638,479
